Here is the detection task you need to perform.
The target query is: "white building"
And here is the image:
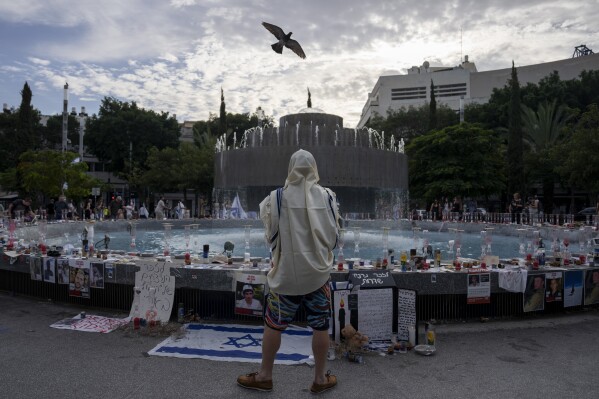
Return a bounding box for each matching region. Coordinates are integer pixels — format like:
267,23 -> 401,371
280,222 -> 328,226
358,52 -> 599,128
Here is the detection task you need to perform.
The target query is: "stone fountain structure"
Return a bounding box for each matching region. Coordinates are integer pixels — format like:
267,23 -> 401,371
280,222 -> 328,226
213,107 -> 408,219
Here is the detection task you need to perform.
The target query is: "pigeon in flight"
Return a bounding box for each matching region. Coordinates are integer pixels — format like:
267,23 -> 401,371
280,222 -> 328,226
262,22 -> 306,59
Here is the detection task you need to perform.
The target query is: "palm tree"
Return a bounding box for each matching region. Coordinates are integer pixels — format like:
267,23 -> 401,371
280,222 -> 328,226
522,99 -> 571,152
521,99 -> 573,213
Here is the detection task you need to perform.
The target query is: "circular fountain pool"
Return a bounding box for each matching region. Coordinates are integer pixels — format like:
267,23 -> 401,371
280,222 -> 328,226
31,220 -> 592,262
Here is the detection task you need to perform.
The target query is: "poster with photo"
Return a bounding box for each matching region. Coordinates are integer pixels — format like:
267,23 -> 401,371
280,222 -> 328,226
104,263 -> 115,282
467,272 -> 491,304
69,259 -> 90,298
56,258 -> 70,284
233,272 -> 267,317
90,262 -> 105,289
564,270 -> 583,308
42,257 -> 56,283
584,269 -> 599,305
332,289 -> 352,343
524,274 -> 545,312
545,271 -> 563,303
29,255 -> 42,281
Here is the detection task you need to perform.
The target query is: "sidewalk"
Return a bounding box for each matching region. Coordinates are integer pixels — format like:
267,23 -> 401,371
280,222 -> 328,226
1,292 -> 598,398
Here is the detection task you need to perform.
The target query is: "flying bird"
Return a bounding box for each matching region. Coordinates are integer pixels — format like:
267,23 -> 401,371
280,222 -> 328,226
262,22 -> 306,59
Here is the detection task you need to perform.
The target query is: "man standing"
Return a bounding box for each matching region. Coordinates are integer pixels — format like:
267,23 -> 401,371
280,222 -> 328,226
237,149 -> 340,394
109,196 -> 123,220
54,195 -> 68,220
154,196 -> 169,220
8,196 -> 36,221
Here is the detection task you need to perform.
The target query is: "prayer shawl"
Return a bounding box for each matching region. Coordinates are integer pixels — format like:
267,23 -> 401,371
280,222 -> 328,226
260,150 -> 340,295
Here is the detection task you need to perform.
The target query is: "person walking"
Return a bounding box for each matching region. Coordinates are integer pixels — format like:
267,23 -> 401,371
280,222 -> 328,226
510,193 -> 524,224
154,196 -> 169,220
237,149 -> 340,394
109,196 -> 123,220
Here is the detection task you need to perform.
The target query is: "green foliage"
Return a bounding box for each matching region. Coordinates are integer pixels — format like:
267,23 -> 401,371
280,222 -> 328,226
556,104 -> 599,194
0,82 -> 44,171
15,150 -> 100,201
522,99 -> 573,153
507,62 -> 524,195
141,142 -> 215,198
42,114 -> 82,149
84,97 -> 180,174
0,111 -> 18,171
406,123 -> 506,202
429,80 -> 437,130
563,70 -> 599,112
219,88 -> 227,135
367,103 -> 457,142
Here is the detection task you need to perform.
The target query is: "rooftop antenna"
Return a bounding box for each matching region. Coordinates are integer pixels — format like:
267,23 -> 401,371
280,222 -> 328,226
460,26 -> 463,63
572,44 -> 594,58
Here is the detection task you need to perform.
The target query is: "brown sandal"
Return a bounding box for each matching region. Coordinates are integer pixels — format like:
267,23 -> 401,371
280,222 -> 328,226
237,372 -> 273,392
310,370 -> 337,394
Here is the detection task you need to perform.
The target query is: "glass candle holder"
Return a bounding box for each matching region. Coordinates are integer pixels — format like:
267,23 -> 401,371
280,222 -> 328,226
353,227 -> 361,260
163,223 -> 173,256
338,228 -> 346,263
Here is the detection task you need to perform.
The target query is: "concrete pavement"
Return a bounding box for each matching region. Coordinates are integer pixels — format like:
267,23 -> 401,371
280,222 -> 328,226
1,292 -> 598,398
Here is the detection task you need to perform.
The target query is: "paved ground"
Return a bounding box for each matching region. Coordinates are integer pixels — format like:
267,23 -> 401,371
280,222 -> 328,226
1,292 -> 599,399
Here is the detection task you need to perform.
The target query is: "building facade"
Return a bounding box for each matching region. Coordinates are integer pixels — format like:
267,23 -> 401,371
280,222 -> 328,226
358,52 -> 599,127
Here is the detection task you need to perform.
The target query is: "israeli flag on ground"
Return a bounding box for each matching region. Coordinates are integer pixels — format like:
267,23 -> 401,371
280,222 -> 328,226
230,193 -> 247,219
148,324 -> 314,365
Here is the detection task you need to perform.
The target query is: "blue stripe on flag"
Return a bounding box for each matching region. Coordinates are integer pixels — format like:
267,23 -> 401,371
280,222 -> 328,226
156,346 -> 308,361
186,324 -> 312,336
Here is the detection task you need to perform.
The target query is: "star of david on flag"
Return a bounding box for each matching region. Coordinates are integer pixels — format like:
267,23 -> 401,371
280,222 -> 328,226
148,324 -> 313,364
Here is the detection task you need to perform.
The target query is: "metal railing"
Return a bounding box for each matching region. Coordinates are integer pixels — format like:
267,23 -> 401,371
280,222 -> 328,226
409,211 -> 596,226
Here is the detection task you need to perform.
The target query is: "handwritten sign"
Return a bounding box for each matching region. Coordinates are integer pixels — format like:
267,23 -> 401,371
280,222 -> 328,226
130,262 -> 175,323
357,288 -> 393,341
349,270 -> 396,288
397,289 -> 417,342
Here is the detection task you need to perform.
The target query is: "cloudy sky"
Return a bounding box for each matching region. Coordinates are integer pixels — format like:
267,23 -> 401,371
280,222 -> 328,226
0,0 -> 597,127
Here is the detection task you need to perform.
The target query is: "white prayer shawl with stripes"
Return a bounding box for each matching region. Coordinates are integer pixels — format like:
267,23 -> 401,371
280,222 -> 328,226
259,149 -> 340,295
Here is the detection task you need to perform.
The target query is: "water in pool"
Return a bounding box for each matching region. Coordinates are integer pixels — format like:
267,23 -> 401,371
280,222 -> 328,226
49,226 -> 545,261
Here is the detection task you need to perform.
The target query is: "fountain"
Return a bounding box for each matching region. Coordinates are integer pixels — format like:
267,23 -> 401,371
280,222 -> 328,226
213,107 -> 409,219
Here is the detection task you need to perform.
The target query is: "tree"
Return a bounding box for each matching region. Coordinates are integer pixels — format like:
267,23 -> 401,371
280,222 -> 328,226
563,70 -> 599,112
0,110 -> 18,171
219,88 -> 227,135
17,82 -> 39,152
521,99 -> 573,210
141,142 -> 214,201
367,103 -> 457,144
84,97 -> 180,174
429,79 -> 437,130
12,150 -> 100,201
507,61 -> 524,197
556,104 -> 599,196
0,82 -> 43,171
42,114 -> 82,150
406,123 -> 506,203
307,87 -> 312,108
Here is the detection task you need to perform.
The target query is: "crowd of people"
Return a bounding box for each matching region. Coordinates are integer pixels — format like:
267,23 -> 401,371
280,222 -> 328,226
1,195 -> 191,222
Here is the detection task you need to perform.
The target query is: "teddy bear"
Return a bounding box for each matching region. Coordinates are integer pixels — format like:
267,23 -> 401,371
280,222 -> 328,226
341,324 -> 369,353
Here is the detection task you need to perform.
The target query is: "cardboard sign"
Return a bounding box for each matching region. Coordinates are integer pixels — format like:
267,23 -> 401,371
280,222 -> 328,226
130,262 -> 175,323
349,270 -> 396,288
397,289 -> 417,342
357,288 -> 394,341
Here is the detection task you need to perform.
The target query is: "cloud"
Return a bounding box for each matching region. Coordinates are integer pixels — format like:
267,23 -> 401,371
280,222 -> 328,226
0,0 -> 597,126
28,57 -> 50,66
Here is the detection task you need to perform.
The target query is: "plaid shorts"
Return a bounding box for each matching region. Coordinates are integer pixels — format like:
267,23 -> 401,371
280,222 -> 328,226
264,281 -> 331,331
